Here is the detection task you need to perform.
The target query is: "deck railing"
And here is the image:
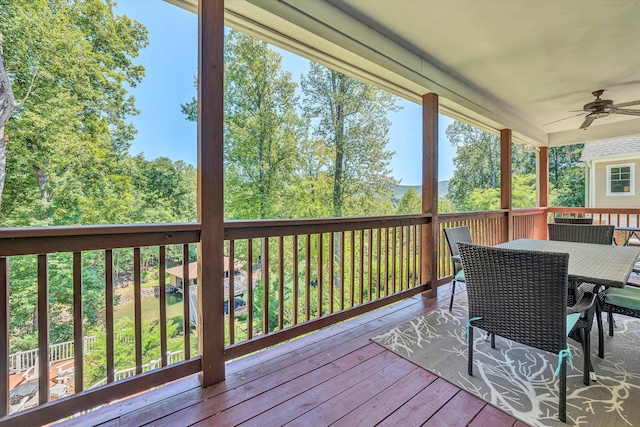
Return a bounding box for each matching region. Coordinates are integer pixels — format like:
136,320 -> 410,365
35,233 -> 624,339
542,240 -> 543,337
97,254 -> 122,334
438,210 -> 507,279
548,207 -> 640,244
0,208 -> 552,425
222,214 -> 431,360
9,336 -> 97,374
0,224 -> 202,425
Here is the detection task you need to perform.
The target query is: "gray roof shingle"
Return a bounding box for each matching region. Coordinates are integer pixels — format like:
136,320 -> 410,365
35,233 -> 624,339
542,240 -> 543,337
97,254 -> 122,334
580,135 -> 640,160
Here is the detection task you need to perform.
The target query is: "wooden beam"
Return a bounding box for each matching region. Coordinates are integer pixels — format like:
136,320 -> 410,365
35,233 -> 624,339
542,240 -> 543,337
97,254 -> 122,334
421,93 -> 438,294
538,146 -> 549,240
538,146 -> 549,207
197,0 -> 225,387
37,255 -> 50,405
500,129 -> 513,242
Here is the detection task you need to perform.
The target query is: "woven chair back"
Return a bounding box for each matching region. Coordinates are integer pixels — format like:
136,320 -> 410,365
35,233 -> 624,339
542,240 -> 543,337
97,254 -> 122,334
443,226 -> 473,258
458,242 -> 569,354
548,223 -> 614,245
554,217 -> 594,225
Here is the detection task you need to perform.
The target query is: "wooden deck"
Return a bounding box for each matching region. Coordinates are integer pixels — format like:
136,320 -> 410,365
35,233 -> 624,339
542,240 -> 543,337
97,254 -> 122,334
56,284 -> 525,427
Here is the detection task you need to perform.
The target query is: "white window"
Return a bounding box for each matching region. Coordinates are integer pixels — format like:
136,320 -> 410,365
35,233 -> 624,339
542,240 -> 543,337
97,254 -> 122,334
606,163 -> 635,196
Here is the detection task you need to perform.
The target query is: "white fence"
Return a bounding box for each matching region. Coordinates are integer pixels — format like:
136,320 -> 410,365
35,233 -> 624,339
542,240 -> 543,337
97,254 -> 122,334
89,350 -> 185,389
9,336 -> 97,374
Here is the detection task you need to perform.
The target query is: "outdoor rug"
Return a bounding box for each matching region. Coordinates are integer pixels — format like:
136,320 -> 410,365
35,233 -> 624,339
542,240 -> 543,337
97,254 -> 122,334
371,299 -> 640,427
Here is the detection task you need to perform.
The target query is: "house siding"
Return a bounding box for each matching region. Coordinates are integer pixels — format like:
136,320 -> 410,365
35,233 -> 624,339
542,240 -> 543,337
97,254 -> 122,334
595,159 -> 640,208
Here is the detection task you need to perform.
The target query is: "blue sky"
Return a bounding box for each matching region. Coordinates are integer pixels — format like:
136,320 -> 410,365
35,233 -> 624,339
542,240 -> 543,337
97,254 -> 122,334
114,0 -> 456,185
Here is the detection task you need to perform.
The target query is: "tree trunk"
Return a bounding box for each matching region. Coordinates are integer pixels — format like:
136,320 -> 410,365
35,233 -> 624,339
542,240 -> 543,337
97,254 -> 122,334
33,164 -> 52,205
332,74 -> 345,218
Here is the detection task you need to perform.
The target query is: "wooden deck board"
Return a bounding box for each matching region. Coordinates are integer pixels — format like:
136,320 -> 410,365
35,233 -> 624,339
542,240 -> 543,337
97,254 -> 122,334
332,367 -> 438,426
467,405 -> 518,427
55,285 -> 517,427
284,357 -> 418,426
423,390 -> 487,427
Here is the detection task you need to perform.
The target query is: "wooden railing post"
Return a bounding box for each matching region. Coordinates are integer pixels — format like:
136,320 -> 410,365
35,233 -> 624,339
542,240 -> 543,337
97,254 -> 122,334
500,129 -> 513,242
421,93 -> 438,297
0,257 -> 8,417
198,0 -> 225,387
538,146 -> 549,240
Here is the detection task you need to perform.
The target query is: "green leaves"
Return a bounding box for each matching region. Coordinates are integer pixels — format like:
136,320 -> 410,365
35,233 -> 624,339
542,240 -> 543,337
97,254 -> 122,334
446,120 -> 582,211
0,0 -> 148,222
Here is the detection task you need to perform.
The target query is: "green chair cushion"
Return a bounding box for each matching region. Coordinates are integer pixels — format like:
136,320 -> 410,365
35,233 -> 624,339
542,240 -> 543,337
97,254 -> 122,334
566,313 -> 580,336
605,287 -> 640,311
455,270 -> 465,282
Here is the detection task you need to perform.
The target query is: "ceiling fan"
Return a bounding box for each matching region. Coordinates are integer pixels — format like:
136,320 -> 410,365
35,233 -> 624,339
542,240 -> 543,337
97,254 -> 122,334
544,89 -> 640,130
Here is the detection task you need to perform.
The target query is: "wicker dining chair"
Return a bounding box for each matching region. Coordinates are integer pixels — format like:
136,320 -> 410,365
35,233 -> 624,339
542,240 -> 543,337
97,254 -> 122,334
599,274 -> 640,338
443,226 -> 473,311
548,222 -> 615,358
554,217 -> 594,225
547,223 -> 614,245
458,242 -> 595,423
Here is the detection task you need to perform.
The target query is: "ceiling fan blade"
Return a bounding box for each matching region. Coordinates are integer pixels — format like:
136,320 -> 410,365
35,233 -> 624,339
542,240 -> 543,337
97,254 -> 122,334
614,108 -> 640,116
542,113 -> 585,126
614,100 -> 640,108
580,117 -> 595,130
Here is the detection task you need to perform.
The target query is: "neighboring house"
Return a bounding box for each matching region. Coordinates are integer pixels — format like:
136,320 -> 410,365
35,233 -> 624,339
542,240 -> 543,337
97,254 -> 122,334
165,257 -> 247,299
166,257 -> 249,324
580,136 -> 640,209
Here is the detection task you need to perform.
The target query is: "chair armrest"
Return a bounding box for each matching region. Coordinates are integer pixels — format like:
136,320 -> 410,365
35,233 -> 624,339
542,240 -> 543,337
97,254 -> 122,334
567,292 -> 596,314
451,255 -> 461,263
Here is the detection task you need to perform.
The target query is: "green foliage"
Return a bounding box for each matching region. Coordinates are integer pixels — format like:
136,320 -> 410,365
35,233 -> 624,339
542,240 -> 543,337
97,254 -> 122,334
446,120 -> 582,211
301,63 -> 400,217
83,317 -> 184,387
223,31 -> 306,219
511,174 -> 538,209
0,0 -> 149,223
447,121 -> 501,211
396,187 -> 421,214
438,195 -> 455,213
8,252 -> 107,342
549,145 -> 585,207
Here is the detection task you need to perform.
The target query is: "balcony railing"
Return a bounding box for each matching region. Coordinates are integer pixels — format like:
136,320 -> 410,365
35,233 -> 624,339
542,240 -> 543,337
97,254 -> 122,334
0,207 -> 554,425
0,224 -> 202,425
222,214 -> 430,360
548,207 -> 640,244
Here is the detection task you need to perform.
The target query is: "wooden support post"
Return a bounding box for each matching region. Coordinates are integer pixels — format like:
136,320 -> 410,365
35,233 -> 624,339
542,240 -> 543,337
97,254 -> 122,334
198,0 -> 225,387
0,258 -> 8,417
538,146 -> 549,239
500,129 -> 513,242
421,93 -> 438,298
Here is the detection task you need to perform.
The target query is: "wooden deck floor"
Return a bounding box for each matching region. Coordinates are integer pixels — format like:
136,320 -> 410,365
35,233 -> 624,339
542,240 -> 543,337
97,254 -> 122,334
57,285 -> 526,427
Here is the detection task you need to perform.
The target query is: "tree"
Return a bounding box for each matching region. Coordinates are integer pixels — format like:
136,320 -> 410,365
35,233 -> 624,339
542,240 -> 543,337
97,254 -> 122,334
84,317 -> 184,387
446,121 -> 501,211
396,187 -> 421,214
301,63 -> 400,217
549,144 -> 585,207
129,155 -> 197,223
182,30 -> 304,220
0,29 -> 36,211
446,121 -> 554,212
0,0 -> 148,223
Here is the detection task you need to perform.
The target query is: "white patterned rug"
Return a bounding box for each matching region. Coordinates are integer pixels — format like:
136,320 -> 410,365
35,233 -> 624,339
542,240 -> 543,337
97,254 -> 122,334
371,300 -> 640,427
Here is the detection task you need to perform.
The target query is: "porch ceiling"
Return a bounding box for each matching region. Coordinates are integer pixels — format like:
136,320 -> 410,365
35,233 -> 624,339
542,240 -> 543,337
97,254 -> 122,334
167,0 -> 640,147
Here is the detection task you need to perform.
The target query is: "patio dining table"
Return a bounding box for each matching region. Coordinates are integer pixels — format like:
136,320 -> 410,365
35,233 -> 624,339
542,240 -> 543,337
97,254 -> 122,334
496,239 -> 640,289
615,226 -> 640,246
